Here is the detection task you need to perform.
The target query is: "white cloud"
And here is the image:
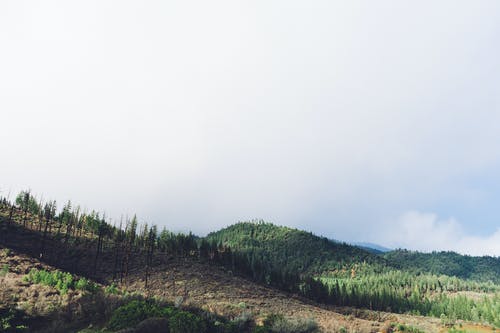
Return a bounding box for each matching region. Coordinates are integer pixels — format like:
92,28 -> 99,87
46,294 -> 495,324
376,211 -> 500,256
0,1 -> 500,250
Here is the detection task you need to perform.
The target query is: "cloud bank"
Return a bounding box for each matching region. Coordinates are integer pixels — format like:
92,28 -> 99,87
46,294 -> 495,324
376,211 -> 500,256
1,1 -> 500,255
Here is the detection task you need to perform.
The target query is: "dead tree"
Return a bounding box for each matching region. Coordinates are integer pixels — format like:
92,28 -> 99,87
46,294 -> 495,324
93,216 -> 106,277
22,191 -> 30,228
144,225 -> 157,288
40,201 -> 55,258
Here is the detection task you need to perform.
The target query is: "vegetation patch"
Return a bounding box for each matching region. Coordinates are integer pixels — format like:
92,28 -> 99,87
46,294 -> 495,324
24,268 -> 99,294
259,314 -> 319,333
0,308 -> 29,333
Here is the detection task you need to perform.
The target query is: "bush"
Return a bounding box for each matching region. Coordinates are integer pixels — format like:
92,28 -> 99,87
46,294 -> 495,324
264,314 -> 285,327
107,300 -> 165,331
263,314 -> 318,333
75,278 -> 99,293
135,317 -> 169,333
0,265 -> 8,277
107,300 -> 211,333
104,283 -> 120,295
392,323 -> 425,333
24,269 -> 98,294
0,308 -> 28,332
169,311 -> 207,333
231,310 -> 253,330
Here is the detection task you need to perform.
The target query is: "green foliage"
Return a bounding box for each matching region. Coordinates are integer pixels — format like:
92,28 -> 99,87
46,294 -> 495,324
205,221 -> 500,328
0,308 -> 28,333
169,310 -> 207,333
391,323 -> 425,333
107,300 -> 166,331
15,191 -> 39,215
206,221 -> 384,276
106,299 -> 247,332
24,269 -> 98,294
75,277 -> 99,293
107,300 -> 209,332
384,250 -> 500,284
0,265 -> 8,277
104,283 -> 120,295
320,272 -> 500,327
261,314 -> 318,333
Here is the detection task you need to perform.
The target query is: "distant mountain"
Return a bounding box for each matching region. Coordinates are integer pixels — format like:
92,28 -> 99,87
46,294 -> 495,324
352,242 -> 392,254
205,221 -> 386,275
383,249 -> 500,283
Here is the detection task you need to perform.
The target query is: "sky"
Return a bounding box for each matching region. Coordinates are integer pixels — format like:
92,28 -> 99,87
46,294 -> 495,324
1,1 -> 500,256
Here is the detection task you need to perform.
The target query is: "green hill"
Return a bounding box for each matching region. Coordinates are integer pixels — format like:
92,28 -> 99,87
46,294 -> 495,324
205,221 -> 385,275
383,249 -> 500,283
206,221 -> 500,284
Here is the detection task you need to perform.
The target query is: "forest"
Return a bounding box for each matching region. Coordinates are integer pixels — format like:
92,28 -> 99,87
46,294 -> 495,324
0,190 -> 499,331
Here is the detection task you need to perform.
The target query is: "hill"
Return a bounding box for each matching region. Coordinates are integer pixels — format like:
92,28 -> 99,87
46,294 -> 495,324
0,206 -> 446,333
205,221 -> 386,275
1,191 -> 499,331
352,242 -> 392,254
206,221 -> 500,285
383,249 -> 500,283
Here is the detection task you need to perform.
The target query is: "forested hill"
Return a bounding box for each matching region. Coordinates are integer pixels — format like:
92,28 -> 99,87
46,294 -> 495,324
206,221 -> 500,284
384,249 -> 500,283
205,221 -> 385,275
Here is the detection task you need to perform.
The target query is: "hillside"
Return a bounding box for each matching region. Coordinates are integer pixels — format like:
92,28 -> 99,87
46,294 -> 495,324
0,244 -> 459,333
383,250 -> 500,284
0,192 -> 499,332
352,242 -> 392,254
0,207 -> 449,333
207,221 -> 500,285
205,221 -> 386,275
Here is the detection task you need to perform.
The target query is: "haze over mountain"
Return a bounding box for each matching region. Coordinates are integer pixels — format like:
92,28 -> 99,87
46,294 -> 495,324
2,1 -> 500,255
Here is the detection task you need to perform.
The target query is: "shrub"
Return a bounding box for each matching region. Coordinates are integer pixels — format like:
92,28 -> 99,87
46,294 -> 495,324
107,300 -> 210,333
0,265 -> 8,277
75,278 -> 99,293
104,283 -> 120,295
107,300 -> 164,331
263,314 -> 318,333
169,310 -> 207,333
0,308 -> 28,332
264,314 -> 285,327
135,317 -> 169,333
231,310 -> 253,330
24,269 -> 98,294
392,323 -> 425,333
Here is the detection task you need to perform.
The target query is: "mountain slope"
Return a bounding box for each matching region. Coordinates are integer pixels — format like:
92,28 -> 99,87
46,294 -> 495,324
352,242 -> 392,254
384,249 -> 500,283
205,221 -> 386,275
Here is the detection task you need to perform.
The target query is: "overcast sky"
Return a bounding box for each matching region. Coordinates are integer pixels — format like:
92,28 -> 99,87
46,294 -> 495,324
1,1 -> 500,256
